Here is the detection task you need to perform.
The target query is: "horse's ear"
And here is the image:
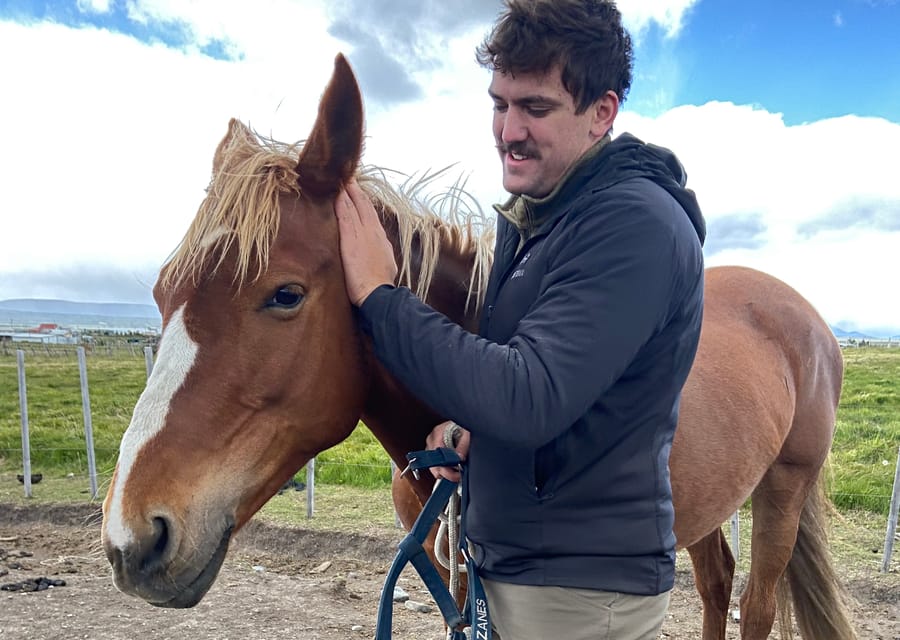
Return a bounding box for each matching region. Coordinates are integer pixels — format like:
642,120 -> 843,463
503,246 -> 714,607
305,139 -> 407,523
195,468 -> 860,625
297,54 -> 364,199
213,118 -> 253,174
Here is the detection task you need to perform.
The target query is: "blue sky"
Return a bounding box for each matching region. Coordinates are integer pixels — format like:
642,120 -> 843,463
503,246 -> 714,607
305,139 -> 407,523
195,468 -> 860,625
652,1 -> 900,125
0,0 -> 898,335
1,0 -> 238,59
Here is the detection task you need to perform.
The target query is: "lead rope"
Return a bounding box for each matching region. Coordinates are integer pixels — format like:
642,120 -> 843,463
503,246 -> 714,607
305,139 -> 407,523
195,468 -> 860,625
440,423 -> 465,639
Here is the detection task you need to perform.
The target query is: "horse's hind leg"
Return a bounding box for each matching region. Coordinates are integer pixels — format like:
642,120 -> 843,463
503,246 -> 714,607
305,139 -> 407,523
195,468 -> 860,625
739,462 -> 816,640
687,528 -> 735,640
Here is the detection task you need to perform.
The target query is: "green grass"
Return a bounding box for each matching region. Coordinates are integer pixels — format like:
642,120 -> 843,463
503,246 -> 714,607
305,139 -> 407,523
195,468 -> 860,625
0,344 -> 394,491
1,345 -> 898,515
315,423 -> 394,486
0,348 -> 146,477
831,348 -> 900,512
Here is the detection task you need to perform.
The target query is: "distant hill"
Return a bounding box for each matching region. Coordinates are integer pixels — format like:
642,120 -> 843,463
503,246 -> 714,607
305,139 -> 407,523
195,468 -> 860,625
0,298 -> 159,320
830,326 -> 899,340
0,299 -> 895,339
831,326 -> 871,339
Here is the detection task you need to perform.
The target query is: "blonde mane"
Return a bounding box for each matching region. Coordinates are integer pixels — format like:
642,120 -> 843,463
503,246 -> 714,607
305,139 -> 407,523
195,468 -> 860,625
359,167 -> 495,314
161,123 -> 494,314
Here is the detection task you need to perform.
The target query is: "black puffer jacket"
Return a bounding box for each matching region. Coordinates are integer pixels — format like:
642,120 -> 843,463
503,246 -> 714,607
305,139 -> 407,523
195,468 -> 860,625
359,132 -> 705,595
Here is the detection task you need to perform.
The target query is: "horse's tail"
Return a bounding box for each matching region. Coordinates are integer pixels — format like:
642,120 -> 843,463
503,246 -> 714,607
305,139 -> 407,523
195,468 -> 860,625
777,474 -> 858,639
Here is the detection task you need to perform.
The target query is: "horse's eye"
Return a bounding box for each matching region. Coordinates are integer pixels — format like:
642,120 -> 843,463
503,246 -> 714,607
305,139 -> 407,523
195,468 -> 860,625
266,285 -> 305,309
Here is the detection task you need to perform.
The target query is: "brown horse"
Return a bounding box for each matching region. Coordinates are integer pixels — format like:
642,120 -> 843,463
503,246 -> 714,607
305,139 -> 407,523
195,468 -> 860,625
101,55 -> 856,640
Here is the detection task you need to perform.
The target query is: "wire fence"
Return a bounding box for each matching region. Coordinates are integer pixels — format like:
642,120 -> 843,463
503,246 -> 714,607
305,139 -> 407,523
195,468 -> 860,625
0,341 -> 155,359
3,346 -> 899,573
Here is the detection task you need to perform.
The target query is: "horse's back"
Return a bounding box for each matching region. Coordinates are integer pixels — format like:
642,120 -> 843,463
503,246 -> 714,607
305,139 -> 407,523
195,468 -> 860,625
671,266 -> 842,547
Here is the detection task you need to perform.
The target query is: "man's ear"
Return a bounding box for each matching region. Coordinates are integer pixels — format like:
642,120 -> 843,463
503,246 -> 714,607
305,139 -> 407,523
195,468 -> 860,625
591,90 -> 619,138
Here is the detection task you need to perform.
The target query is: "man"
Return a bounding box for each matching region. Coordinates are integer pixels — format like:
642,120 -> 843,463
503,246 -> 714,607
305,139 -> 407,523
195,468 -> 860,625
334,1 -> 705,638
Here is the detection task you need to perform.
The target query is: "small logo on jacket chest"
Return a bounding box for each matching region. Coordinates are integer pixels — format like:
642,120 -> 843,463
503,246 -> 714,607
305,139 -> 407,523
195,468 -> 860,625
510,251 -> 531,280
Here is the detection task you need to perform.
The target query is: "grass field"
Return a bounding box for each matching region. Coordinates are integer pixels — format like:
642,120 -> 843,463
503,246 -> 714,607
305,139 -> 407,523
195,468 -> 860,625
831,348 -> 900,512
0,344 -> 898,516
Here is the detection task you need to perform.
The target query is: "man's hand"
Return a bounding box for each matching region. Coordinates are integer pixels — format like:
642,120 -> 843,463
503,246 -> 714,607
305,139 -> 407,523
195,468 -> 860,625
425,421 -> 471,482
334,180 -> 398,306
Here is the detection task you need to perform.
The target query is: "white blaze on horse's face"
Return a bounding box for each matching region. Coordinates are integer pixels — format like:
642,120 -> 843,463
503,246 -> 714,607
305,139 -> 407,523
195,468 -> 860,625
103,305 -> 198,548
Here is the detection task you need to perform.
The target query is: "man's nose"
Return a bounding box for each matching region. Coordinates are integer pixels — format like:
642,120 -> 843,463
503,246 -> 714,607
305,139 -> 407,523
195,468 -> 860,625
500,108 -> 527,143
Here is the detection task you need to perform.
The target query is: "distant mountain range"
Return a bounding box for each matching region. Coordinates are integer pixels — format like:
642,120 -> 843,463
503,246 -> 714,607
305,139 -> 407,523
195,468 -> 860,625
0,299 -> 161,331
0,298 -> 896,339
0,298 -> 159,319
830,326 -> 896,340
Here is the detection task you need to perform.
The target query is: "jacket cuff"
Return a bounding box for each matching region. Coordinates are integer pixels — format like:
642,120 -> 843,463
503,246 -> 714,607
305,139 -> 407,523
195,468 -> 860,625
357,284 -> 397,335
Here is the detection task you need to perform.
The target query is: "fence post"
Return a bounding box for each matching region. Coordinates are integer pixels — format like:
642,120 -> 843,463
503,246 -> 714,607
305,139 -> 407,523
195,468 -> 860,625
730,511 -> 740,561
144,346 -> 154,378
306,457 -> 315,518
77,347 -> 99,499
16,350 -> 33,498
881,445 -> 900,573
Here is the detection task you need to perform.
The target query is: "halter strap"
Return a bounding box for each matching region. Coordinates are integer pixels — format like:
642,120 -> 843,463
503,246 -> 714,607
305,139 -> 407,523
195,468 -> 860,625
375,448 -> 491,640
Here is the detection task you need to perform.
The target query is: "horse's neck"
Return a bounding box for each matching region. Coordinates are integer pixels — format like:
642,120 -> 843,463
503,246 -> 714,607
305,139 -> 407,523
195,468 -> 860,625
360,208 -> 480,502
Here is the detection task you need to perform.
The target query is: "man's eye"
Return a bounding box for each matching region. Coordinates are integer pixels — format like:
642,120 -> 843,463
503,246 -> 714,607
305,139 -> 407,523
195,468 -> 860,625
493,103 -> 508,113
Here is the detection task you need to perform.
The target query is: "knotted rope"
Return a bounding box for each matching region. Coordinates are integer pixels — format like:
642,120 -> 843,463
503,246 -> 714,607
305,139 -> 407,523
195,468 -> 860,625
436,423 -> 467,610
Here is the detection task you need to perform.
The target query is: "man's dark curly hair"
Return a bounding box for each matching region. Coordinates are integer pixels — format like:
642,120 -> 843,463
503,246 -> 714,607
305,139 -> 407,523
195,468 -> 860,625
476,0 -> 633,114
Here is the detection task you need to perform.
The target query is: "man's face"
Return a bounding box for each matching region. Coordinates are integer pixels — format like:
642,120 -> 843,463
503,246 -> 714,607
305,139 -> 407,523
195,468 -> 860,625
490,67 -> 603,198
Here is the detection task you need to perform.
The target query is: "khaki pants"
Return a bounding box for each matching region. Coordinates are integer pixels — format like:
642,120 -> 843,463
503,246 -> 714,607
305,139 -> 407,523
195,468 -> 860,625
481,578 -> 670,640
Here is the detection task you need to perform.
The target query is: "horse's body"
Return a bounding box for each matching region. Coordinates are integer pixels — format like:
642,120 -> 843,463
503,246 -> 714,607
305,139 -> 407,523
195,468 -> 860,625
101,56 -> 856,639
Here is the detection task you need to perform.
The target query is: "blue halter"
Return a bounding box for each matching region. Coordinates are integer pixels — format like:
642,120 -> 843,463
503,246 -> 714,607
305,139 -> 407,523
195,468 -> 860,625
375,447 -> 491,640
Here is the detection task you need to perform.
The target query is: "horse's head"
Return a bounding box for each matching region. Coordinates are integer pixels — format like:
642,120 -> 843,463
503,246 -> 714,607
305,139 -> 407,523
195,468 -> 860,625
101,55 -> 369,607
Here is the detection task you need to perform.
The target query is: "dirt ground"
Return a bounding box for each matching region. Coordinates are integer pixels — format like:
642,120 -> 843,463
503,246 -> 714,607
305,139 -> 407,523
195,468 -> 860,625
0,503 -> 897,640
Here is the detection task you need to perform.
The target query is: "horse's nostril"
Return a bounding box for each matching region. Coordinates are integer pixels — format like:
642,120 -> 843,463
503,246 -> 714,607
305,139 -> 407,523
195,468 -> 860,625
108,544 -> 125,572
141,516 -> 171,572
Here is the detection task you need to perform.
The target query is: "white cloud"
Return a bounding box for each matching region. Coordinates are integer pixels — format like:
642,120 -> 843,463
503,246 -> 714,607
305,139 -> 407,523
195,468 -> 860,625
619,0 -> 701,39
121,0 -> 334,60
616,1 -> 700,114
1,6 -> 898,334
0,16 -> 342,273
710,229 -> 900,334
76,0 -> 112,14
617,105 -> 900,330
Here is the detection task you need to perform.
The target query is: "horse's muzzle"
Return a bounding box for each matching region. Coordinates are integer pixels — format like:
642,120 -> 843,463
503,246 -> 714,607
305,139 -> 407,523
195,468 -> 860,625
106,518 -> 234,608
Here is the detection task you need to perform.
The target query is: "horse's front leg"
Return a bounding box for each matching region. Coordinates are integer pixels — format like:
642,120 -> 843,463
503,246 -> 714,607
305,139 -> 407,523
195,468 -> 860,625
687,528 -> 735,640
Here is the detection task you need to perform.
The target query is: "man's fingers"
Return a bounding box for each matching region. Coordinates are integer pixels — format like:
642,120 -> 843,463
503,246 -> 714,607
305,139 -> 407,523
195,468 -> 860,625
346,179 -> 366,205
336,182 -> 379,237
425,421 -> 465,481
430,466 -> 461,482
345,180 -> 380,227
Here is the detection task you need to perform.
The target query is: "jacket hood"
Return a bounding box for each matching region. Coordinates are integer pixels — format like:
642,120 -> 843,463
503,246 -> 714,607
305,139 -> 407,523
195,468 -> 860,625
598,133 -> 706,246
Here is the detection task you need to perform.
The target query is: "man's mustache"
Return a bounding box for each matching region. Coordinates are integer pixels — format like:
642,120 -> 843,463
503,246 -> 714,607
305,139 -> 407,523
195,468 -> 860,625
496,142 -> 540,159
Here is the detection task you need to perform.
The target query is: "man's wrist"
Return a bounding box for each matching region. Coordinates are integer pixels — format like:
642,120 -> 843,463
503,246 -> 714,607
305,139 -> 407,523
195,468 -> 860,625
353,281 -> 393,307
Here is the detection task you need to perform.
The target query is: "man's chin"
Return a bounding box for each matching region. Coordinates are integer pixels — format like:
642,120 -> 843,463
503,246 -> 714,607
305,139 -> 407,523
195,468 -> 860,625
503,181 -> 549,199
502,175 -> 532,197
